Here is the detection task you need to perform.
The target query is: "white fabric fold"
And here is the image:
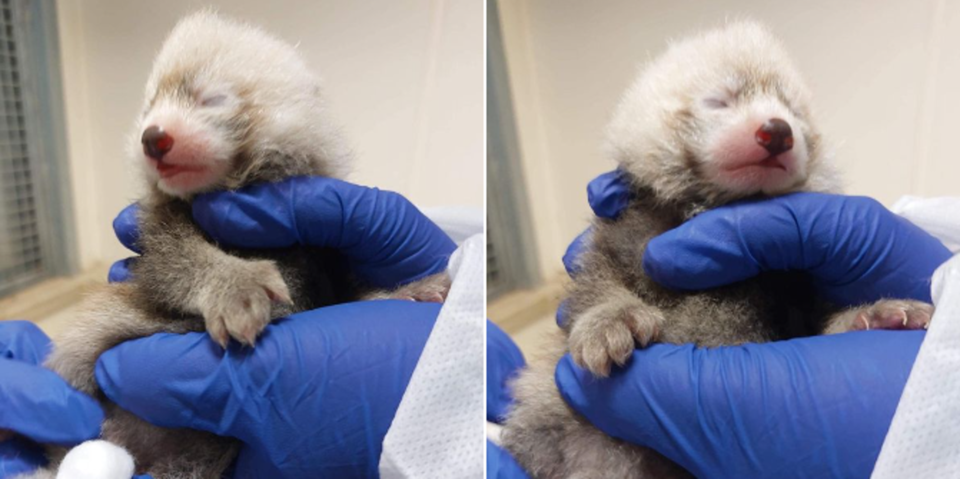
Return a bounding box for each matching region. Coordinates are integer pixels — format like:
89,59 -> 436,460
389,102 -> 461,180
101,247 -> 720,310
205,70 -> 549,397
378,206 -> 484,478
874,197 -> 960,478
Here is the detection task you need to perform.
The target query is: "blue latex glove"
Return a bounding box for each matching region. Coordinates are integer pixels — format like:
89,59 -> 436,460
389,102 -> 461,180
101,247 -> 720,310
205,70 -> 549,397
562,170 -> 630,278
485,323 -> 529,478
0,321 -> 103,478
487,321 -> 525,423
567,171 -> 952,307
554,171 -> 953,477
95,301 -> 439,478
642,193 -> 950,307
556,331 -> 923,478
109,177 -> 456,287
487,440 -> 530,479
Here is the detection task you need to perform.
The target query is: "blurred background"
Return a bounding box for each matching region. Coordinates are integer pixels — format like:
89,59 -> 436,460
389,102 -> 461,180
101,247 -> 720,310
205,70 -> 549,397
488,0 -> 960,353
0,0 -> 482,333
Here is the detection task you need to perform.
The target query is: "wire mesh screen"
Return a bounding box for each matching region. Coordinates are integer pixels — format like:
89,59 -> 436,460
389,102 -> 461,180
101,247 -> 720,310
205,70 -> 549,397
0,0 -> 71,297
0,0 -> 43,294
486,216 -> 506,298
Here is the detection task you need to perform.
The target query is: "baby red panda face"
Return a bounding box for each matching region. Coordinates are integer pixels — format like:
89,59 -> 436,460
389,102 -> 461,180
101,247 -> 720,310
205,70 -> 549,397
137,84 -> 242,197
134,11 -> 346,199
606,21 -> 835,207
694,78 -> 813,196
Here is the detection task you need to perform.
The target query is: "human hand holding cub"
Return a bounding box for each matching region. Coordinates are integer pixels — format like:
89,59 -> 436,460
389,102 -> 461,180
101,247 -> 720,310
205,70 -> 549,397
555,171 -> 951,478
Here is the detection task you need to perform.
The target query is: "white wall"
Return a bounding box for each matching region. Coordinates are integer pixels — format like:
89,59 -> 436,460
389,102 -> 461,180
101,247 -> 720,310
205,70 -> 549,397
498,0 -> 960,281
56,0 -> 483,270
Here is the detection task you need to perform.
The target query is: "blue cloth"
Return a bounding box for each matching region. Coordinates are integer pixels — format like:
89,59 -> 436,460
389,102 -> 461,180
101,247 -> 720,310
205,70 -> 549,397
0,321 -> 103,478
96,301 -> 439,478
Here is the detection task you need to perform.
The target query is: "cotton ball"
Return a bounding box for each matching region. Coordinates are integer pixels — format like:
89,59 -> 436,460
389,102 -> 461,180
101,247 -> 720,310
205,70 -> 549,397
56,440 -> 135,479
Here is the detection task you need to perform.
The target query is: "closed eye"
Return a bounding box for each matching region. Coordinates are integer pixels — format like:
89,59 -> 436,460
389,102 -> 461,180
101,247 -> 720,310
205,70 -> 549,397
200,94 -> 228,107
703,98 -> 729,109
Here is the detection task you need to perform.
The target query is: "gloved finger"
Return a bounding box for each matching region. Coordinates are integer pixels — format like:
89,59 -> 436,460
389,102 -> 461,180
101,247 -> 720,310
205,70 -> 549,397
563,229 -> 591,277
555,331 -> 923,479
587,170 -> 631,220
0,436 -> 48,477
96,301 -> 437,445
643,193 -> 952,306
192,177 -> 456,288
0,359 -> 102,444
555,300 -> 571,328
487,321 -> 525,423
487,440 -> 531,479
564,170 -> 629,279
0,320 -> 52,366
112,204 -> 141,254
108,258 -> 137,283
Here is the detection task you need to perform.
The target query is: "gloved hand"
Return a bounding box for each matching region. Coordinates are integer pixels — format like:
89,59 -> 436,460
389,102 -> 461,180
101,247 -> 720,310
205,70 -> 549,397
109,176 -> 456,287
487,321 -> 525,423
0,321 -> 103,478
565,171 -> 952,306
100,176 -> 456,477
562,170 -> 629,277
487,440 -> 530,479
486,321 -> 529,478
95,300 -> 439,478
553,171 -> 953,478
556,331 -> 923,478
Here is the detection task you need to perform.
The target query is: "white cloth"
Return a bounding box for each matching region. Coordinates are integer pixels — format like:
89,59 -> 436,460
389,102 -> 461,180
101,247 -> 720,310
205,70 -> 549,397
378,210 -> 485,478
423,206 -> 485,245
892,196 -> 960,253
873,198 -> 960,478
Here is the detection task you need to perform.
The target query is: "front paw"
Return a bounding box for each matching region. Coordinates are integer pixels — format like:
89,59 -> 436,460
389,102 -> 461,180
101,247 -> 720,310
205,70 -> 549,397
200,260 -> 292,348
568,299 -> 664,377
824,300 -> 934,334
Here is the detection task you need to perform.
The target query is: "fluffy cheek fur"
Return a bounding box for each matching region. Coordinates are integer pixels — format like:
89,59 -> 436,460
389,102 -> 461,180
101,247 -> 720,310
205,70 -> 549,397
138,104 -> 235,197
699,99 -> 809,195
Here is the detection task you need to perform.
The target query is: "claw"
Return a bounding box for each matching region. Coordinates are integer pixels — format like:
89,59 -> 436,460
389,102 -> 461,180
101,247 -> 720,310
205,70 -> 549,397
266,286 -> 292,305
212,331 -> 229,349
240,324 -> 259,347
421,292 -> 445,303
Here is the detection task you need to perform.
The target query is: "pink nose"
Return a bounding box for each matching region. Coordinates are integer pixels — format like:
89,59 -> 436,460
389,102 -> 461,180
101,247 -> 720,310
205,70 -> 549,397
755,118 -> 793,156
142,126 -> 174,160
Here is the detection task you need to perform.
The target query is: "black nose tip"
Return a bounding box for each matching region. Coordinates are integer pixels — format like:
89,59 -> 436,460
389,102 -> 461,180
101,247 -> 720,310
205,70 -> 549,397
142,125 -> 174,160
755,118 -> 794,156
